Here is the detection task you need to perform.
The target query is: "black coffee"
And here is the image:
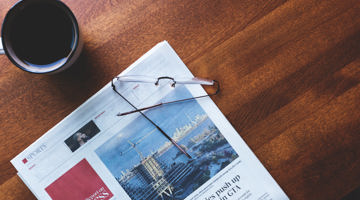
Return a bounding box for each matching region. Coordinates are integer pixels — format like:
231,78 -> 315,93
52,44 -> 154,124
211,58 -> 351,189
9,2 -> 74,66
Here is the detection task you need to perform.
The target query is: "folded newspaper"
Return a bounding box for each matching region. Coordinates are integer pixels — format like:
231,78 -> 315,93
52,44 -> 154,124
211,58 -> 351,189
11,41 -> 288,200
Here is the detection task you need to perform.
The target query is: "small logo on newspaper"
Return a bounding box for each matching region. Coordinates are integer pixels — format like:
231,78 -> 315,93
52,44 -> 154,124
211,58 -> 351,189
23,144 -> 47,164
85,187 -> 111,200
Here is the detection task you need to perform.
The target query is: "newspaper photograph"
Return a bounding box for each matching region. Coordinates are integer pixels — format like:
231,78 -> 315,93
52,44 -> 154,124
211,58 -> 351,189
65,120 -> 100,152
95,85 -> 238,200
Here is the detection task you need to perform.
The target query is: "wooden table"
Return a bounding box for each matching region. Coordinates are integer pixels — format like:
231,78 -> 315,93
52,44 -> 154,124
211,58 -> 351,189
0,0 -> 359,199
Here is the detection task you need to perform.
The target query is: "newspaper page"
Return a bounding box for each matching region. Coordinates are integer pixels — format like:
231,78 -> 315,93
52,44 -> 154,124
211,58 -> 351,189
11,41 -> 289,200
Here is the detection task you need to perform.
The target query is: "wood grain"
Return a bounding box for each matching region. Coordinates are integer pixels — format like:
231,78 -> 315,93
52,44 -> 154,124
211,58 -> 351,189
0,0 -> 359,199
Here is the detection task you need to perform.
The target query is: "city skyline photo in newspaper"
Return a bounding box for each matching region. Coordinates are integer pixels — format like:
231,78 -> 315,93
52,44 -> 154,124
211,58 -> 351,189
95,86 -> 239,200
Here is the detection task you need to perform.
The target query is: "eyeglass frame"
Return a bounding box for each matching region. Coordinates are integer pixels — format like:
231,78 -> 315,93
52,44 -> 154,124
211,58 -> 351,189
112,76 -> 220,116
110,75 -> 220,159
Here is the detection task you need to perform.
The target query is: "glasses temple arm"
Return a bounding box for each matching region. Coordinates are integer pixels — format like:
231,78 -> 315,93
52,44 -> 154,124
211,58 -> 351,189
117,80 -> 220,116
111,79 -> 192,159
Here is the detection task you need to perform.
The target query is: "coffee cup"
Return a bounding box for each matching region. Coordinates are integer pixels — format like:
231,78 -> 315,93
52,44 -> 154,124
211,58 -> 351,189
0,0 -> 82,74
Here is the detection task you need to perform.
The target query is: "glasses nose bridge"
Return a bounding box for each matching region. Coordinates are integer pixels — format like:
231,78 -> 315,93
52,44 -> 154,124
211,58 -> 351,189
155,76 -> 176,87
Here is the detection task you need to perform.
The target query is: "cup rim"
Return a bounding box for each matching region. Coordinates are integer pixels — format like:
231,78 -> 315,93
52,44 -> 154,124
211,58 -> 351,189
1,0 -> 80,74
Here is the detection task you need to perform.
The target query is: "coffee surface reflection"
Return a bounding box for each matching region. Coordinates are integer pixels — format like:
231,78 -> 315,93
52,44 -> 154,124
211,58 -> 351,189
10,2 -> 75,67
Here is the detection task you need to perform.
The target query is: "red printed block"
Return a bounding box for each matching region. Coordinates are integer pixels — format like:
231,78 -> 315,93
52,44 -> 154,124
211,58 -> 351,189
45,159 -> 113,200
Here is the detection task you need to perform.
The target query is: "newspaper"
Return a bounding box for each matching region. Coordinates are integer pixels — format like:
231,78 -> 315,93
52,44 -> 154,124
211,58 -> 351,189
11,41 -> 289,200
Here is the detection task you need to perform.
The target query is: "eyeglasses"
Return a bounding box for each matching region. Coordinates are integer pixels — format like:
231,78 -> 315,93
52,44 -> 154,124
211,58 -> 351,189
111,75 -> 220,159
